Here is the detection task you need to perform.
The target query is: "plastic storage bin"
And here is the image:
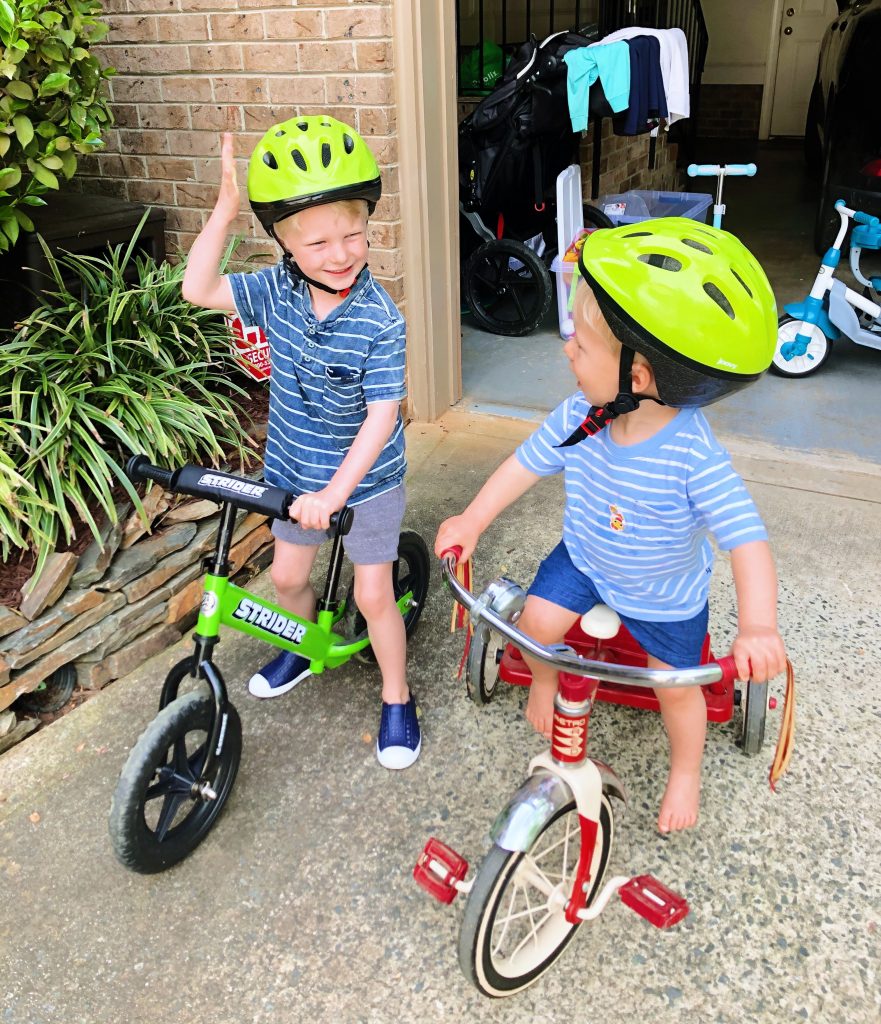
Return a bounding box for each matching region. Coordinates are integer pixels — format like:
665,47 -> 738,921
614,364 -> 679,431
551,235 -> 590,340
596,189 -> 712,226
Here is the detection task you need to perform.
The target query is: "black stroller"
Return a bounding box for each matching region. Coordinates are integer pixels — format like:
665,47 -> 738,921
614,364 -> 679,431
459,29 -> 613,336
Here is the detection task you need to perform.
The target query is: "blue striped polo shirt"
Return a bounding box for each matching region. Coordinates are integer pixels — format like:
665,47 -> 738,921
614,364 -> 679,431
229,263 -> 407,505
516,393 -> 768,621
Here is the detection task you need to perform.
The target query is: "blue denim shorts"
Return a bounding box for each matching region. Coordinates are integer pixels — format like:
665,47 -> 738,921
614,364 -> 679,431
528,541 -> 709,669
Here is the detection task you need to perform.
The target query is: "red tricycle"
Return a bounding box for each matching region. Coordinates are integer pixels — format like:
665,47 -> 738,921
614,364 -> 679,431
414,552 -> 785,998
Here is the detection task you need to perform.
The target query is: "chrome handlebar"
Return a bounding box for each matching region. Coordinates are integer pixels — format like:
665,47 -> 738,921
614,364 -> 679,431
441,552 -> 738,690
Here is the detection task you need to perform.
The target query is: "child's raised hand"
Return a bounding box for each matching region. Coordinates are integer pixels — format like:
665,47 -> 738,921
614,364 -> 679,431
214,132 -> 240,224
434,514 -> 481,564
731,626 -> 787,683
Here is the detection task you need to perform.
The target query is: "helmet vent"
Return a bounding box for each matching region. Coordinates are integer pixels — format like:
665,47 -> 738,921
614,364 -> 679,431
292,148 -> 308,171
624,231 -> 652,238
343,133 -> 355,154
297,121 -> 308,131
731,266 -> 753,298
637,253 -> 683,273
682,238 -> 712,255
321,142 -> 332,167
321,120 -> 331,127
262,152 -> 278,170
274,129 -> 285,137
704,282 -> 735,320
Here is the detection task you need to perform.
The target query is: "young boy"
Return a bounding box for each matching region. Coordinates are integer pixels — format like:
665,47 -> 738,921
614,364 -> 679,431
436,218 -> 788,830
182,116 -> 420,770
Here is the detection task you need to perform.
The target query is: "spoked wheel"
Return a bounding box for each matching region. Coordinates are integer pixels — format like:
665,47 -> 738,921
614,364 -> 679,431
345,531 -> 431,662
465,625 -> 507,705
109,692 -> 242,873
771,315 -> 832,377
458,795 -> 614,998
463,238 -> 553,336
740,679 -> 767,756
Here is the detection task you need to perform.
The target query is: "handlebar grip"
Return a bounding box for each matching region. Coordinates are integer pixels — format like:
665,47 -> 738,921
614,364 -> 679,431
440,546 -> 463,564
125,455 -> 174,489
853,210 -> 880,226
724,163 -> 757,176
687,163 -> 721,176
716,655 -> 740,685
330,506 -> 354,537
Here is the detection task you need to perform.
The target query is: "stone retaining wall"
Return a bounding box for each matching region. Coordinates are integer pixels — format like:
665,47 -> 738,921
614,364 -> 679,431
0,496 -> 274,715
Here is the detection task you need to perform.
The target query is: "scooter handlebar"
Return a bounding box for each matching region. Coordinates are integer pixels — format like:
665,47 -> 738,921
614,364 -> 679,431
687,163 -> 756,177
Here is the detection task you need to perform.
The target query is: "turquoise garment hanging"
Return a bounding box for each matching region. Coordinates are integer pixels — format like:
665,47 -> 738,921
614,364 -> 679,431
563,42 -> 631,132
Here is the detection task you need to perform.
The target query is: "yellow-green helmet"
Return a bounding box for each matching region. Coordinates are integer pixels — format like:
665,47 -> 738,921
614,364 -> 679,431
248,115 -> 381,233
578,218 -> 777,406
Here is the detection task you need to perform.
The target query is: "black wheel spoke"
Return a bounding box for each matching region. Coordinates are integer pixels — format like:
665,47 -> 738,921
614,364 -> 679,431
155,792 -> 188,842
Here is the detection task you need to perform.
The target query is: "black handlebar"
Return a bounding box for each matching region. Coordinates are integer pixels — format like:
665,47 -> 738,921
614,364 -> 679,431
125,456 -> 354,535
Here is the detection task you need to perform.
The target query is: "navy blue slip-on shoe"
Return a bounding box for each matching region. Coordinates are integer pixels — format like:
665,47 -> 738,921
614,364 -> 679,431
248,649 -> 311,699
376,693 -> 421,769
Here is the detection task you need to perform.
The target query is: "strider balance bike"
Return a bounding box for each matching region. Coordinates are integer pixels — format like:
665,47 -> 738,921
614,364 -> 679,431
414,551 -> 754,998
109,456 -> 430,874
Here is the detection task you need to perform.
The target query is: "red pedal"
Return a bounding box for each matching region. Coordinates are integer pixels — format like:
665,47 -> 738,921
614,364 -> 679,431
619,875 -> 689,928
413,838 -> 469,904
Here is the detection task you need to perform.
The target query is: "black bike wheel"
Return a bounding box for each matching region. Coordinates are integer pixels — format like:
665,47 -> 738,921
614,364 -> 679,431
109,692 -> 242,873
16,664 -> 76,714
582,203 -> 614,230
463,238 -> 553,336
346,530 -> 431,662
458,795 -> 614,998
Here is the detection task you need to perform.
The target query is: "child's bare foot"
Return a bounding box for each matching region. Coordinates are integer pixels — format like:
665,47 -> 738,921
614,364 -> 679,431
657,768 -> 701,833
525,677 -> 557,738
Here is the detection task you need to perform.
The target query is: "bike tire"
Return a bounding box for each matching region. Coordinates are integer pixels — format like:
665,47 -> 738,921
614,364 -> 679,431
458,794 -> 614,998
463,238 -> 553,336
109,692 -> 242,874
346,531 -> 431,663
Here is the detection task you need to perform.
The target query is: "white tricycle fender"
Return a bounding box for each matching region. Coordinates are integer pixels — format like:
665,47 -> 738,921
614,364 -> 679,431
489,754 -> 627,853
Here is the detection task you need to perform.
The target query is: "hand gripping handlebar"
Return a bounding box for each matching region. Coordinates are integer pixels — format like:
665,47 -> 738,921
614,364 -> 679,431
439,548 -> 738,690
125,455 -> 353,534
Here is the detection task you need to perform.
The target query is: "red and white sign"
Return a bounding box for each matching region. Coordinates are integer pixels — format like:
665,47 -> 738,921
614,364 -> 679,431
227,314 -> 270,381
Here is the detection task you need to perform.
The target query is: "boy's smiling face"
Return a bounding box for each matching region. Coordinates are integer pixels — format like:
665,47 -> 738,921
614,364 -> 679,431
276,201 -> 369,292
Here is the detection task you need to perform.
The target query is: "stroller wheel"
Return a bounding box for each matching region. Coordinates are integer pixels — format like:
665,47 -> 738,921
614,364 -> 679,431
463,238 -> 553,336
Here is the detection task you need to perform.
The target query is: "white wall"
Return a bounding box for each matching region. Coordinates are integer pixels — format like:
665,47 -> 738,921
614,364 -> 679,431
701,0 -> 776,85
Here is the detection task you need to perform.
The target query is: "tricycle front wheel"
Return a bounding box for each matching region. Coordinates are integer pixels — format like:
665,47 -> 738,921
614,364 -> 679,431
771,315 -> 831,377
458,795 -> 614,998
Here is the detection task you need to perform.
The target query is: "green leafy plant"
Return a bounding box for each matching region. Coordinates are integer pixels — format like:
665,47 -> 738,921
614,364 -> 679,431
0,0 -> 114,253
1,216 -> 259,580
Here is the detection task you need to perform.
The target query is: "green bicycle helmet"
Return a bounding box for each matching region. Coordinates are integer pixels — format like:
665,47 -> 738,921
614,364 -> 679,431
578,217 -> 777,408
248,115 -> 382,233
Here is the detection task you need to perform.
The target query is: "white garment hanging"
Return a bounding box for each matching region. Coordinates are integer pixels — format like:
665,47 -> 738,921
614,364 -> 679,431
590,26 -> 690,125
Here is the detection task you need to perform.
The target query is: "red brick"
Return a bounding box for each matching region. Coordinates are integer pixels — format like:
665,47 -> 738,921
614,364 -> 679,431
358,107 -> 396,136
128,180 -> 177,205
263,9 -> 323,40
355,41 -> 392,72
188,104 -> 241,131
111,76 -> 162,103
188,43 -> 244,72
174,181 -> 221,207
325,7 -> 390,38
145,156 -> 197,181
213,76 -> 270,104
297,41 -> 355,73
111,104 -> 140,128
266,76 -> 325,106
326,74 -> 393,106
139,103 -> 190,130
164,207 -> 205,233
242,42 -> 300,72
156,14 -> 209,42
167,130 -> 227,157
162,76 -> 214,102
107,14 -> 157,43
118,128 -> 169,155
101,43 -> 190,74
209,12 -> 265,41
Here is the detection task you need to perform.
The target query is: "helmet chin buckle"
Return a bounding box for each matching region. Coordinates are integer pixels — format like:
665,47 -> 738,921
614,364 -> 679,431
281,250 -> 362,297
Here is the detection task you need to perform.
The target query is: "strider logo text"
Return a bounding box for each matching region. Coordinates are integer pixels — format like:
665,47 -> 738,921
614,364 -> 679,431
232,598 -> 307,644
198,473 -> 267,498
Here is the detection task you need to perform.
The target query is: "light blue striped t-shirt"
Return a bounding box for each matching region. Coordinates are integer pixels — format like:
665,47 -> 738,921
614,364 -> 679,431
516,393 -> 768,621
229,264 -> 407,505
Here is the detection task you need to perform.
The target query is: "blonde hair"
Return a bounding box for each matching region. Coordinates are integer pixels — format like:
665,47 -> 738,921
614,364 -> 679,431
574,278 -> 650,367
277,198 -> 369,236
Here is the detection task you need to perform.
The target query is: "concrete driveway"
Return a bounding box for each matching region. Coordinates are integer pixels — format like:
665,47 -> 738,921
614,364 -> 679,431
1,415 -> 879,1024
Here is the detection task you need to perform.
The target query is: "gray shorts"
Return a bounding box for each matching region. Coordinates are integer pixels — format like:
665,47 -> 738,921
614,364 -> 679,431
271,484 -> 406,565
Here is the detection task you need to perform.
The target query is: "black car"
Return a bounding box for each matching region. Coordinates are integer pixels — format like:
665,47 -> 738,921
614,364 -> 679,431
805,0 -> 881,252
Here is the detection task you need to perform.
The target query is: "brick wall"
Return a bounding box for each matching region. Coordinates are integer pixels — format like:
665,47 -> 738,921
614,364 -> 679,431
75,1 -> 403,301
696,84 -> 763,140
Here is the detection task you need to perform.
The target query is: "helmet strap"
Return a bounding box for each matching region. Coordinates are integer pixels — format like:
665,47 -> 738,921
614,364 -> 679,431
280,249 -> 366,297
556,347 -> 664,448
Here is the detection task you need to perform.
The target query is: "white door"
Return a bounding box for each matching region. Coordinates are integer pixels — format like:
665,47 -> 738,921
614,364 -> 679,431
769,0 -> 839,136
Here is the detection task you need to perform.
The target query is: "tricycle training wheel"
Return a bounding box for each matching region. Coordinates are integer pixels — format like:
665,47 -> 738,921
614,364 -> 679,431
458,794 -> 614,998
109,691 -> 242,873
771,315 -> 831,377
346,531 -> 430,662
465,624 -> 507,705
740,679 -> 767,756
462,238 -> 553,336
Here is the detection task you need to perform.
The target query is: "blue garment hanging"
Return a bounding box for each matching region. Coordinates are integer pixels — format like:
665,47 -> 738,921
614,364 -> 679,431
563,41 -> 630,132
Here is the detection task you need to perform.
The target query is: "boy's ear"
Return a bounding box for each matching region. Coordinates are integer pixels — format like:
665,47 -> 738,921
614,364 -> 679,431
630,359 -> 656,396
